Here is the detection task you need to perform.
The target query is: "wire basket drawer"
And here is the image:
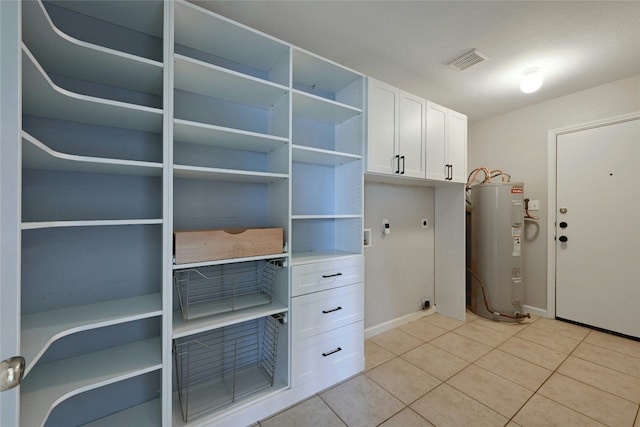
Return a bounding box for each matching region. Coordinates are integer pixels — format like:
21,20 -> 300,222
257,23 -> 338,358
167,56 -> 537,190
173,315 -> 281,422
174,260 -> 280,321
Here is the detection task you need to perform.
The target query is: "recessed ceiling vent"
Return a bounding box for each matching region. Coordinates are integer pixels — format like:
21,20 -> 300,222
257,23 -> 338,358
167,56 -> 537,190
447,49 -> 488,71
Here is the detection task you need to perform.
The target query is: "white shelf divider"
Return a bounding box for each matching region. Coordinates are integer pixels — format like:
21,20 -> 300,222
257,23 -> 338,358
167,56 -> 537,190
291,214 -> 361,220
173,164 -> 288,183
292,145 -> 360,166
174,119 -> 288,153
174,0 -> 289,80
22,44 -> 163,133
291,250 -> 362,266
292,90 -> 361,124
21,293 -> 162,374
20,337 -> 162,427
22,0 -> 163,95
21,219 -> 163,231
174,54 -> 288,109
172,302 -> 288,339
173,252 -> 288,270
22,131 -> 162,177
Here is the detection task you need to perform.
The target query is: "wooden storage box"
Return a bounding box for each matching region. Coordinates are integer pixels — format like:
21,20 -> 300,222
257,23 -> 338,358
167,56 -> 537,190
174,228 -> 283,264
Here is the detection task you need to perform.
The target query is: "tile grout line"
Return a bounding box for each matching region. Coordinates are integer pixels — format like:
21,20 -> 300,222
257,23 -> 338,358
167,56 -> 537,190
504,327 -> 613,427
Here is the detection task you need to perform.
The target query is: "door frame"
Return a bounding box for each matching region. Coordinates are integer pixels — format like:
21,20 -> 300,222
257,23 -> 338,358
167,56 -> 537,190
546,111 -> 640,319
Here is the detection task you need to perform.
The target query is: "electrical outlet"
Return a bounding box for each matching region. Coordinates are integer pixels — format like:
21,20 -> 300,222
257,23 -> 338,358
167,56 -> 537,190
528,200 -> 540,211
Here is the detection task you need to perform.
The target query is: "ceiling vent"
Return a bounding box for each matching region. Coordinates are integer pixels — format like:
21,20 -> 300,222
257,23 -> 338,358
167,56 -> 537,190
447,49 -> 488,71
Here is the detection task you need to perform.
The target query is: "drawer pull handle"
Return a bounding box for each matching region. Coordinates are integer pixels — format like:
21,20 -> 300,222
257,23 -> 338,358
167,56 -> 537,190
322,347 -> 342,357
322,306 -> 343,314
322,273 -> 342,279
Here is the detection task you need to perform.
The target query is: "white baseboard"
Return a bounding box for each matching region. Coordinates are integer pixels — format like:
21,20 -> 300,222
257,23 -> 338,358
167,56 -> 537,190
523,304 -> 548,318
364,307 -> 436,339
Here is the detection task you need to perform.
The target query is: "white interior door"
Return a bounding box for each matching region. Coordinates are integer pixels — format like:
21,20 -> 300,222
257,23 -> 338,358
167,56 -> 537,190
555,118 -> 640,338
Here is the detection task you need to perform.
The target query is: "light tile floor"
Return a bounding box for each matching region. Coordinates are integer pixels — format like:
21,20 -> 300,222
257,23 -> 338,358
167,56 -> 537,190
257,312 -> 640,427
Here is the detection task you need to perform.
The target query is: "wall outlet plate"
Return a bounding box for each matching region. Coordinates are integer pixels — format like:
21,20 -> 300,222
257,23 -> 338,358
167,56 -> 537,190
528,200 -> 540,211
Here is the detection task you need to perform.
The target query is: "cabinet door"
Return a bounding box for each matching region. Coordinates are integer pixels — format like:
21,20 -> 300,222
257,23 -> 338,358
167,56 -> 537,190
447,109 -> 467,183
398,91 -> 425,178
426,101 -> 447,181
366,78 -> 398,175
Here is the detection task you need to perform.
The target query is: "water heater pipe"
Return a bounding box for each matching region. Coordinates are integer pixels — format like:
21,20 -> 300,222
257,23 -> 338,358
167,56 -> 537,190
467,268 -> 531,320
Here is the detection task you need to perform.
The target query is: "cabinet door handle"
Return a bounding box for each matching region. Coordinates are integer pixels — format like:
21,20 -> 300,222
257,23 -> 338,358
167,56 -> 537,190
322,306 -> 343,314
394,155 -> 400,174
322,273 -> 342,278
400,155 -> 405,174
322,347 -> 342,357
449,164 -> 453,180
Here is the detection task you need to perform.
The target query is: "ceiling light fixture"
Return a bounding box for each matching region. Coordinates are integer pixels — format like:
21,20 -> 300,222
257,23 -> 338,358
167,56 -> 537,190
520,68 -> 543,93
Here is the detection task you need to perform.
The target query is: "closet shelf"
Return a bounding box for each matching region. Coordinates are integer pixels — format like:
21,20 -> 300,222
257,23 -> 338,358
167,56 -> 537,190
20,337 -> 162,427
174,0 -> 289,82
172,301 -> 288,339
293,48 -> 362,107
291,250 -> 363,266
292,145 -> 361,166
21,219 -> 163,231
81,398 -> 161,427
22,44 -> 163,133
173,252 -> 288,270
291,214 -> 362,220
174,119 -> 288,153
173,164 -> 288,183
22,131 -> 163,177
293,90 -> 362,124
21,293 -> 162,375
22,0 -> 163,95
174,54 -> 288,109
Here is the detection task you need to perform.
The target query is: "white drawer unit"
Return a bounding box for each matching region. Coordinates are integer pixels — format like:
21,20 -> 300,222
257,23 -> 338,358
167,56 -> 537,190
291,321 -> 364,387
291,255 -> 364,297
292,283 -> 364,341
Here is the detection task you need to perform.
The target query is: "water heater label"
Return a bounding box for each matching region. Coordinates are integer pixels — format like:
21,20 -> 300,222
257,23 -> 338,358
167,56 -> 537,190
512,236 -> 521,256
511,185 -> 524,194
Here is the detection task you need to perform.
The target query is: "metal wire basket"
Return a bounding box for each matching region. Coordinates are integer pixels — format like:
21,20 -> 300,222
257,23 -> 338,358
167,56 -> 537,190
174,260 -> 280,321
173,315 -> 281,422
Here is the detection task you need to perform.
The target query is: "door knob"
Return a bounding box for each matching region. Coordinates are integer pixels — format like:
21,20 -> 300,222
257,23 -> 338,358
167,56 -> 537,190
0,356 -> 25,391
559,222 -> 568,228
559,236 -> 568,242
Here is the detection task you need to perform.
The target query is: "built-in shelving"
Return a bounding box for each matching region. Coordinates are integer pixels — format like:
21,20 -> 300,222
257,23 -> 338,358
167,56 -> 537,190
173,301 -> 289,339
22,45 -> 163,133
20,337 -> 162,427
174,119 -> 288,153
174,54 -> 288,109
173,165 -> 288,183
21,293 -> 162,374
292,90 -> 361,124
292,145 -> 361,165
22,0 -> 163,95
22,132 -> 162,177
174,0 -> 289,86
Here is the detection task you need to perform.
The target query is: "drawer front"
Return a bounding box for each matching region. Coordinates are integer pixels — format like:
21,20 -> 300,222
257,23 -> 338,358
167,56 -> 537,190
292,256 -> 364,296
291,321 -> 364,387
292,283 -> 364,342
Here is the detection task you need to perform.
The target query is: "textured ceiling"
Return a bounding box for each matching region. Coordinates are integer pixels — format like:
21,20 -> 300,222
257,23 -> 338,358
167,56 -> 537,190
195,1 -> 640,122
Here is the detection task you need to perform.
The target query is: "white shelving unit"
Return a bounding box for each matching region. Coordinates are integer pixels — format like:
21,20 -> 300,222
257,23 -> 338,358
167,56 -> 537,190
18,1 -> 166,425
171,2 -> 291,424
291,48 -> 364,265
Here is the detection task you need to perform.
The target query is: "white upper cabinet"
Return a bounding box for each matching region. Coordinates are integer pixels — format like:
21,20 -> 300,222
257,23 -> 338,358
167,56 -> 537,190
426,101 -> 467,183
366,78 -> 425,178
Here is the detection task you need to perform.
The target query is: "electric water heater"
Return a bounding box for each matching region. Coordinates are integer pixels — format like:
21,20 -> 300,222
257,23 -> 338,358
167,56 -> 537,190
469,182 -> 525,322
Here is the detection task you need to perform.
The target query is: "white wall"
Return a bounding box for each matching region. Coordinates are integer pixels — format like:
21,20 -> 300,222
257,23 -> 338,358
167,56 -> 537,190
468,74 -> 640,312
363,182 -> 435,329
